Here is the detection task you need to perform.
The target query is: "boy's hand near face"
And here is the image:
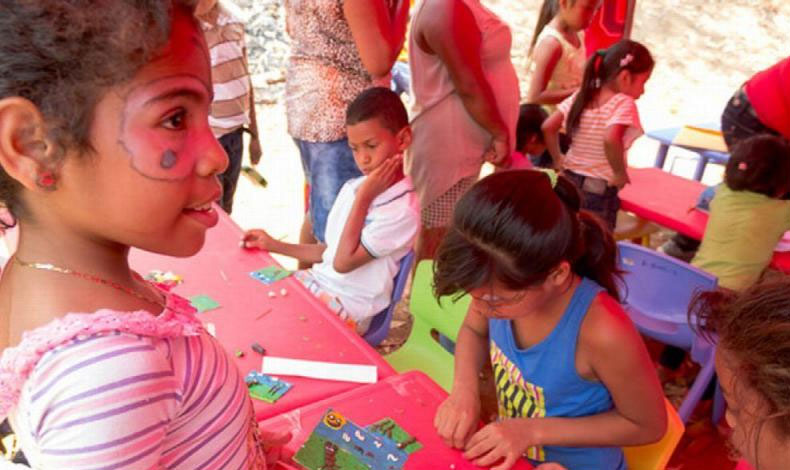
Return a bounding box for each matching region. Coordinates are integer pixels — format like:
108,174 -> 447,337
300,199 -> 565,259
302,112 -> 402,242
357,155 -> 404,202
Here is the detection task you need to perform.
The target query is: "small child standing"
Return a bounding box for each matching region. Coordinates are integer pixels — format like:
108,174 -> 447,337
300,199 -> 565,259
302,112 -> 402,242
432,170 -> 665,470
693,279 -> 790,470
0,2 -> 283,468
543,39 -> 654,230
691,136 -> 790,292
243,88 -> 419,334
525,0 -> 598,108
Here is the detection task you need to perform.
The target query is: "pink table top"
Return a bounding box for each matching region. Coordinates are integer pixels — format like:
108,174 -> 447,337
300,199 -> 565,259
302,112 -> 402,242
261,371 -> 533,470
620,167 -> 790,273
129,209 -> 396,421
620,167 -> 708,240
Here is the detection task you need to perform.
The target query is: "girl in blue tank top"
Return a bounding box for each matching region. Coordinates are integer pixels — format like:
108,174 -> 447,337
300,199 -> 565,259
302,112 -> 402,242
432,169 -> 666,470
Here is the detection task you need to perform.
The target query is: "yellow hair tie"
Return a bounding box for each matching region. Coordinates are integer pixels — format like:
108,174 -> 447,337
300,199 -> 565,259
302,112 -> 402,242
539,168 -> 559,188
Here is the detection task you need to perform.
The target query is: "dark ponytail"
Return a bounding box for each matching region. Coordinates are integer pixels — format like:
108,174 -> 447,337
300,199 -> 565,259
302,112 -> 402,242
566,39 -> 654,138
529,0 -> 559,55
434,170 -> 622,301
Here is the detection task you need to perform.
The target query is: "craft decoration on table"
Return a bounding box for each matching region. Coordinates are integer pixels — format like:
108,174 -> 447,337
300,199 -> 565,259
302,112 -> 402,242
293,409 -> 412,470
189,295 -> 221,313
366,418 -> 422,455
250,266 -> 293,285
245,371 -> 293,403
145,270 -> 183,287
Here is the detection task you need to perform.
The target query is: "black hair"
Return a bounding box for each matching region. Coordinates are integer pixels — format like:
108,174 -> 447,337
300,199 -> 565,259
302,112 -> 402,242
0,0 -> 197,228
529,0 -> 561,55
433,170 -> 622,301
724,135 -> 790,198
516,104 -> 549,151
566,39 -> 654,138
345,87 -> 409,133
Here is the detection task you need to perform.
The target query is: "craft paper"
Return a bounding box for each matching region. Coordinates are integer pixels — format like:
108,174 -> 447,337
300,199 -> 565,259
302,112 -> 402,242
367,418 -> 423,455
250,266 -> 293,285
189,295 -> 221,313
245,371 -> 292,403
262,357 -> 377,384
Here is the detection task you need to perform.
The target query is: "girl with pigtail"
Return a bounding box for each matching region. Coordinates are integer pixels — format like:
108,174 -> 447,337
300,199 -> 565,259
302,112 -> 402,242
432,170 -> 666,470
542,39 -> 654,230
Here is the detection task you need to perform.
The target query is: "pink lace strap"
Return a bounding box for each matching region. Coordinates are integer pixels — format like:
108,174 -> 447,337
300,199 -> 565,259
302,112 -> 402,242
0,291 -> 205,418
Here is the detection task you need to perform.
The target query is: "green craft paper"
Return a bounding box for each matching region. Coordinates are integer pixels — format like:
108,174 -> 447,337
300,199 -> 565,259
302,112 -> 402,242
189,295 -> 220,313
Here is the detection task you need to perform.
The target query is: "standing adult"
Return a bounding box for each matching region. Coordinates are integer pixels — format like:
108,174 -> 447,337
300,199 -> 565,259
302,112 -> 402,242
196,0 -> 261,214
407,0 -> 520,260
284,0 -> 410,246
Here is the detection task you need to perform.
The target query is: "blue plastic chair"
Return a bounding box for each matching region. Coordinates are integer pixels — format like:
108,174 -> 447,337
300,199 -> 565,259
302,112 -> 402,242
618,242 -> 724,424
362,251 -> 415,347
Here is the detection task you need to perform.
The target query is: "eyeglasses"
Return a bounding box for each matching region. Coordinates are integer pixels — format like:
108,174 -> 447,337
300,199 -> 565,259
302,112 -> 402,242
470,289 -> 528,316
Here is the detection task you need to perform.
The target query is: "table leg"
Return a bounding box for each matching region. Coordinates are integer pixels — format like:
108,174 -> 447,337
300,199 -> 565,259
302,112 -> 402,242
692,154 -> 708,181
653,144 -> 669,169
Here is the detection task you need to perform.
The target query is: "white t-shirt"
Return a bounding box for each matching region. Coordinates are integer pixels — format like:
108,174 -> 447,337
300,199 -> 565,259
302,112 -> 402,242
557,92 -> 643,183
312,176 -> 420,322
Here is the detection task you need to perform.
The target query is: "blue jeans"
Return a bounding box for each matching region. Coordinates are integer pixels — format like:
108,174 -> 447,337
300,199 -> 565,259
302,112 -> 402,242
721,85 -> 779,149
564,170 -> 620,231
217,128 -> 244,214
294,138 -> 362,243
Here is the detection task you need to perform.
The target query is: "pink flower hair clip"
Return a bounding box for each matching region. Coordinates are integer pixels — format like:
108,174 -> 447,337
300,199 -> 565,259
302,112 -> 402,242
620,54 -> 634,68
738,162 -> 748,171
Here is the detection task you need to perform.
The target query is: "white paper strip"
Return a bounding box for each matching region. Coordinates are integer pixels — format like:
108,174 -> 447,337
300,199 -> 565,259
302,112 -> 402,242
261,356 -> 377,384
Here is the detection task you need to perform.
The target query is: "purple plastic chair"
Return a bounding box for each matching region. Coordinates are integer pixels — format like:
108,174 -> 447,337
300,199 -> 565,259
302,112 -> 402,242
617,242 -> 724,424
362,250 -> 415,347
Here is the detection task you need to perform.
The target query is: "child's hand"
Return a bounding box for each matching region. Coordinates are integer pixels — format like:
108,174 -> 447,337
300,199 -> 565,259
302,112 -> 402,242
259,429 -> 292,466
463,418 -> 539,470
358,155 -> 403,201
612,171 -> 630,190
242,229 -> 276,251
484,134 -> 510,167
434,388 -> 481,449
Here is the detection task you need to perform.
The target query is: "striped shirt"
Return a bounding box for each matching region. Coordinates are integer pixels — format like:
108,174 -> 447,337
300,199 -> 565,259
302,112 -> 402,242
557,92 -> 643,183
199,3 -> 252,138
3,296 -> 266,469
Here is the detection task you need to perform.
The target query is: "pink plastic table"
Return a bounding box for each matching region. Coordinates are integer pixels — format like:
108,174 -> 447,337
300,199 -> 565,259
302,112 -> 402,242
261,371 -> 533,470
129,209 -> 395,421
620,167 -> 790,274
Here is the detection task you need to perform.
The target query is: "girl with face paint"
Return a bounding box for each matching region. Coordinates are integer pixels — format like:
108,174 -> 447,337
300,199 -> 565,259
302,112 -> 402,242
0,1 -> 286,468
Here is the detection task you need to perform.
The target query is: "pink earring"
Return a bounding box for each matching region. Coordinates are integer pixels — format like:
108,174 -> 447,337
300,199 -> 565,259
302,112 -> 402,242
37,172 -> 56,189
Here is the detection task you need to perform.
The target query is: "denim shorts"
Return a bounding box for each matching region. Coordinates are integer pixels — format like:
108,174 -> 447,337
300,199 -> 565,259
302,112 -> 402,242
294,137 -> 362,243
721,85 -> 779,149
564,170 -> 620,231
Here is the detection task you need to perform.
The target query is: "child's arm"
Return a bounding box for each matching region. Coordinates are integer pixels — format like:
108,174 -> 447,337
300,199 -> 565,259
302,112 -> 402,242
463,297 -> 667,470
333,156 -> 404,273
435,300 -> 490,450
542,110 -> 565,170
526,38 -> 574,105
604,124 -> 630,188
344,0 -> 410,78
242,229 -> 326,265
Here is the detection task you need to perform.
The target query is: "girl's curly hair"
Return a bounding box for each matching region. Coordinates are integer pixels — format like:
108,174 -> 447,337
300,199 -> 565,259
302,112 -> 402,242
0,0 -> 197,227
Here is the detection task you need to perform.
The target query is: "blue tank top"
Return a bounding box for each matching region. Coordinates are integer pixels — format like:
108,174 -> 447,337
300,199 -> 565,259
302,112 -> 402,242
488,277 -> 626,470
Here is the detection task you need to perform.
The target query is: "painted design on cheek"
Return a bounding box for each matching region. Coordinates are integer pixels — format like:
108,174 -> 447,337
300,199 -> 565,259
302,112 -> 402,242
160,150 -> 178,169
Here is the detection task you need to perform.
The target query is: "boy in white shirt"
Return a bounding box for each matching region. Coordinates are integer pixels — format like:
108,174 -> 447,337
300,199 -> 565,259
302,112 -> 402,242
242,88 -> 419,334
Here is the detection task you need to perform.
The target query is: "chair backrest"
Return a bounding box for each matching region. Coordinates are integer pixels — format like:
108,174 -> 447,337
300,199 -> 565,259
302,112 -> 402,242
617,242 -> 717,325
409,259 -> 470,342
362,250 -> 416,347
623,398 -> 685,470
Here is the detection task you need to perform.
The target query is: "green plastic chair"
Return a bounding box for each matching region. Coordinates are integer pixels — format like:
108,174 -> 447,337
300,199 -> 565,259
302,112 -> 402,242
385,260 -> 470,392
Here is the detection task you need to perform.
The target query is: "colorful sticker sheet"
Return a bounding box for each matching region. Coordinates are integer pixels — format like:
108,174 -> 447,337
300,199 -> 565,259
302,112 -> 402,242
250,266 -> 293,285
293,409 -> 414,470
245,371 -> 292,404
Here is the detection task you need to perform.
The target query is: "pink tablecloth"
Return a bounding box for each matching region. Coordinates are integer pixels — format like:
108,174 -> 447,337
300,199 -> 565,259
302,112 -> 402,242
129,209 -> 395,421
261,371 -> 533,470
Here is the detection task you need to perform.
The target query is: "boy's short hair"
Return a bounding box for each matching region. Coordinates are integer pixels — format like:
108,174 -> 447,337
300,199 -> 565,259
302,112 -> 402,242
345,87 -> 409,133
725,135 -> 790,197
516,104 -> 548,151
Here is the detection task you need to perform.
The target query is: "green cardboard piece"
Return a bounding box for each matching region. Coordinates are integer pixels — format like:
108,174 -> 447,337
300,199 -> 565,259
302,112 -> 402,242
189,295 -> 220,313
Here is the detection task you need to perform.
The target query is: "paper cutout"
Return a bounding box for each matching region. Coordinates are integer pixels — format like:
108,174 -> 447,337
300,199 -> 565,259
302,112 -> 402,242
293,410 -> 408,470
262,357 -> 377,384
189,295 -> 220,313
672,125 -> 728,153
145,270 -> 183,287
250,266 -> 293,285
367,418 -> 423,455
245,371 -> 292,403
